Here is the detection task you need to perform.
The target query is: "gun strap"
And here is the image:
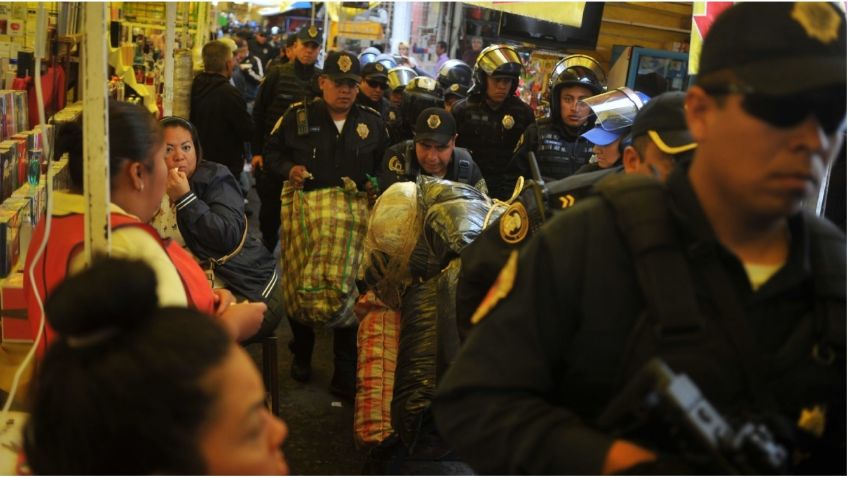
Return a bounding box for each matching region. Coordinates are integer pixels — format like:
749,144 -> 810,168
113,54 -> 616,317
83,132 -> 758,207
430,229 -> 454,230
597,174 -> 779,411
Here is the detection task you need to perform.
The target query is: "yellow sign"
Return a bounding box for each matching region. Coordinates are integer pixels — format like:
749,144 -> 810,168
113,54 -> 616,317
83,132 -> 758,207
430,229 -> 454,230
337,21 -> 383,40
467,2 -> 585,28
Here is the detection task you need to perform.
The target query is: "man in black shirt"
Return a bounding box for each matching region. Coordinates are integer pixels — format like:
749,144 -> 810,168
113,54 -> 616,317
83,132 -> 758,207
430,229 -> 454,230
434,3 -> 847,474
264,51 -> 389,400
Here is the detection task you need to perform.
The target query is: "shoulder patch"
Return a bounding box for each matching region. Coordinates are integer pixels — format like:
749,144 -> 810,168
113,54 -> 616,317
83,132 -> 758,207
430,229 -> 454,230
499,202 -> 530,244
471,250 -> 519,325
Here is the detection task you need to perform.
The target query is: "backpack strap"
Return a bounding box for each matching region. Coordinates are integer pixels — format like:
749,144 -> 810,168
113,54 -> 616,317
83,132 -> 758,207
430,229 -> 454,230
595,174 -> 703,338
454,149 -> 473,184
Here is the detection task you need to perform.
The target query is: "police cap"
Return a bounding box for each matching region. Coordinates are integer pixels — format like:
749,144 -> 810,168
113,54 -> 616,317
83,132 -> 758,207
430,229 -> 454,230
296,24 -> 322,46
322,51 -> 361,82
361,61 -> 389,81
414,107 -> 456,146
630,91 -> 696,156
699,2 -> 846,95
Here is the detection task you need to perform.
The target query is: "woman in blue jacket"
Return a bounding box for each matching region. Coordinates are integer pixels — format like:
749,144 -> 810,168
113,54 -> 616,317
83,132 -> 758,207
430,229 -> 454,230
154,116 -> 284,343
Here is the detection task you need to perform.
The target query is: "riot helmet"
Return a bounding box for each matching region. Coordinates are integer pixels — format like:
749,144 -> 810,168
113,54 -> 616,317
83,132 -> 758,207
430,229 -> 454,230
359,47 -> 381,66
375,53 -> 398,70
387,66 -> 418,93
468,44 -> 523,97
401,76 -> 445,127
437,59 -> 473,89
549,55 -> 606,124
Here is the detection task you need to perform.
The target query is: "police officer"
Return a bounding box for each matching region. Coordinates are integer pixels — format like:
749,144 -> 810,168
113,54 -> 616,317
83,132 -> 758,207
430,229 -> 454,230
264,51 -> 389,398
438,60 -> 472,113
452,44 -> 535,200
512,55 -> 605,182
434,3 -> 846,474
356,61 -> 392,123
378,107 -> 486,193
252,24 -> 323,252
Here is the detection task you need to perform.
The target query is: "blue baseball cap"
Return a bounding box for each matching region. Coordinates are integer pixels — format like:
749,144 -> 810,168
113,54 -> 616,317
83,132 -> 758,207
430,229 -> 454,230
582,126 -> 626,146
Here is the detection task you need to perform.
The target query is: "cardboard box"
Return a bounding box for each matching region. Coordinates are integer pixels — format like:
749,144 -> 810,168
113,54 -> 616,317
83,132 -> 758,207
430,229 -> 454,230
0,272 -> 30,342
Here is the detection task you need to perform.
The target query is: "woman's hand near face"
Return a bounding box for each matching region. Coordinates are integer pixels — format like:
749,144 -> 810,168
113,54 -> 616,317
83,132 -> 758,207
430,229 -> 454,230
167,167 -> 190,201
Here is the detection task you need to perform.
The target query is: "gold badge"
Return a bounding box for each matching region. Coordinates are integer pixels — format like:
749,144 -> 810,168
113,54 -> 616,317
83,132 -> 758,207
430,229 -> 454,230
499,202 -> 529,244
471,250 -> 518,324
338,55 -> 352,73
791,2 -> 841,44
356,122 -> 369,139
427,114 -> 441,130
798,405 -> 827,438
502,114 -> 515,130
376,64 -> 384,72
559,193 -> 576,209
388,156 -> 404,173
308,25 -> 318,38
388,110 -> 397,121
450,83 -> 460,92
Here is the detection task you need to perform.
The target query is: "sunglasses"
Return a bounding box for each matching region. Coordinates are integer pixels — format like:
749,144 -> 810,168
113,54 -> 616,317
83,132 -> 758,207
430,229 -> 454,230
702,83 -> 846,135
366,79 -> 389,90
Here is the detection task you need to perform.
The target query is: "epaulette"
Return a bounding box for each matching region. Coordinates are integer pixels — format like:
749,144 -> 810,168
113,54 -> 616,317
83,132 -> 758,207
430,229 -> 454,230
356,103 -> 382,117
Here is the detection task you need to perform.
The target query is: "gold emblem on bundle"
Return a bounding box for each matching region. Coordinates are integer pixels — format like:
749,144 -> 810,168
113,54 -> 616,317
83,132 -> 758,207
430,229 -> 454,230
308,25 -> 318,38
791,2 -> 841,44
388,156 -> 404,173
471,250 -> 518,324
499,202 -> 529,244
450,83 -> 460,92
338,55 -> 352,73
376,64 -> 385,72
502,114 -> 515,130
356,122 -> 369,139
427,114 -> 441,129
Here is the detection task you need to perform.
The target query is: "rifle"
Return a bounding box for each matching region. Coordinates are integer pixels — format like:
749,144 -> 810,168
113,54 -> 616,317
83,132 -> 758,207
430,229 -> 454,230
597,358 -> 788,474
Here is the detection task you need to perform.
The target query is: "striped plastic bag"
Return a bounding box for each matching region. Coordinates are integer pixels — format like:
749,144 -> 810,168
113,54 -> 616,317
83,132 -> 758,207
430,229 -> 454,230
280,177 -> 368,328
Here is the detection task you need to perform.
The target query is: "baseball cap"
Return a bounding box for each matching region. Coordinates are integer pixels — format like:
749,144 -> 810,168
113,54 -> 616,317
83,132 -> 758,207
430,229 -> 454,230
296,24 -> 322,45
284,33 -> 297,48
322,51 -> 361,82
698,2 -> 846,95
630,91 -> 696,156
361,61 -> 389,81
414,108 -> 456,145
582,127 -> 627,147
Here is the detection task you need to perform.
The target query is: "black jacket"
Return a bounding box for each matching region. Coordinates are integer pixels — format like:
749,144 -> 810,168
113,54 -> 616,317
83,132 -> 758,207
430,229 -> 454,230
253,60 -> 321,152
263,98 -> 389,192
376,139 -> 487,194
434,161 -> 846,474
175,160 -> 278,302
452,94 -> 535,200
189,72 -> 254,179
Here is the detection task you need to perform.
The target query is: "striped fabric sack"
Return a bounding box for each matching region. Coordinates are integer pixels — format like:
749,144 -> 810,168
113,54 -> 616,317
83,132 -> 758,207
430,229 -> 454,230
354,291 -> 400,448
280,177 -> 368,328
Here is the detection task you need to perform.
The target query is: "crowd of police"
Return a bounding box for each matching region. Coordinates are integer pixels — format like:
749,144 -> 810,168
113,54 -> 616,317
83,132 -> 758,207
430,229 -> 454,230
19,1 -> 847,474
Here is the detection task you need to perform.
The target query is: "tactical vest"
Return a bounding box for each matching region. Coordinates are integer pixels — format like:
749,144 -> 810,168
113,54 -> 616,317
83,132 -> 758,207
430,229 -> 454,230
454,96 -> 533,177
24,212 -> 216,359
535,121 -> 594,180
264,62 -> 319,136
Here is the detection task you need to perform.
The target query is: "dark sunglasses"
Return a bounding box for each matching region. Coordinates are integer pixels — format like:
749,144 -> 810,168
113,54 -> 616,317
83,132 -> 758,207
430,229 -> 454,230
366,79 -> 389,90
702,83 -> 846,134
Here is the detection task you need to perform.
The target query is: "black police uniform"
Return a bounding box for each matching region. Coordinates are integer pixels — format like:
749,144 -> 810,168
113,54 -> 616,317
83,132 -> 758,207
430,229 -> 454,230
451,94 -> 535,200
253,59 -> 322,251
376,140 -> 486,193
434,161 -> 846,474
356,91 -> 392,124
512,117 -> 594,181
263,98 -> 388,191
456,166 -> 620,336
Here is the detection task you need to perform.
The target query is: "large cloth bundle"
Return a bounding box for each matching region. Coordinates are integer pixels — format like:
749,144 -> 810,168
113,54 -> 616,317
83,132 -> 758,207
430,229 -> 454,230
280,178 -> 367,328
363,182 -> 422,310
392,259 -> 463,450
354,291 -> 401,448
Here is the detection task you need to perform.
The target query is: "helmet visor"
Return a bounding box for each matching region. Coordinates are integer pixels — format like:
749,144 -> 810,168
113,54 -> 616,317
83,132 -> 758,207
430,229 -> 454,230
581,87 -> 646,131
477,46 -> 522,76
